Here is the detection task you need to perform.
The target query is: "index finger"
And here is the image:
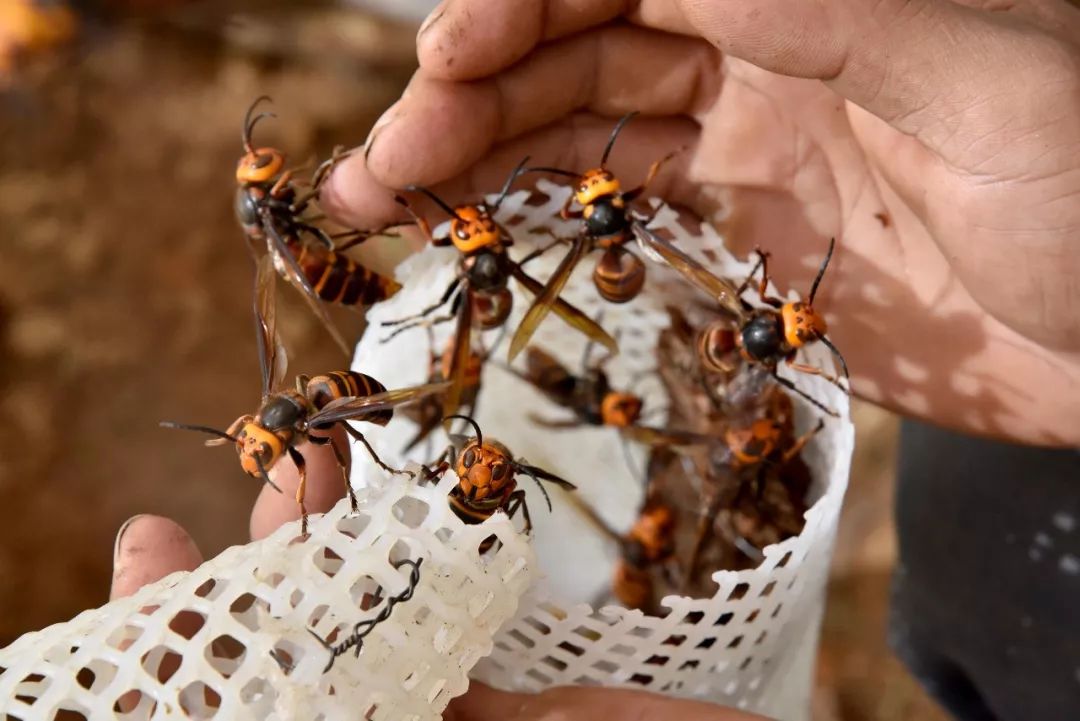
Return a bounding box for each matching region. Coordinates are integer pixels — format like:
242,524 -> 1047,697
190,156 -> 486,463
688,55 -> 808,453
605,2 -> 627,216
249,426 -> 352,540
417,0 -> 697,80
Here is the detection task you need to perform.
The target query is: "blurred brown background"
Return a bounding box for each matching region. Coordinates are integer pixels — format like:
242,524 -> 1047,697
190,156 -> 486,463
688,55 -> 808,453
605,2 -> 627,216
0,2 -> 948,719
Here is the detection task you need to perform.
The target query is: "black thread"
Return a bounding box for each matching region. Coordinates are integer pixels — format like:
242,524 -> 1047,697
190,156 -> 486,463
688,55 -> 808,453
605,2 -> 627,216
308,558 -> 424,673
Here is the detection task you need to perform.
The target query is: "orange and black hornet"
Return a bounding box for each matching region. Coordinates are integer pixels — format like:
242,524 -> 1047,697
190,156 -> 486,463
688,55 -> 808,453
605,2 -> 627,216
162,254 -> 449,534
421,415 -> 577,550
234,96 -> 405,354
632,227 -> 850,415
507,112 -> 680,359
509,344 -> 644,430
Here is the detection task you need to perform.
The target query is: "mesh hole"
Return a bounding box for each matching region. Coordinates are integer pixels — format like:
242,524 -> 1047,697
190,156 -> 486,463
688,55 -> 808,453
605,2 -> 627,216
592,659 -> 618,674
334,512 -> 371,538
307,604 -> 330,628
205,634 -> 247,679
140,645 -> 183,683
178,681 -> 222,718
525,668 -> 553,685
228,593 -> 260,632
192,578 -> 218,598
105,624 -> 143,650
53,710 -> 89,721
17,672 -> 46,698
316,547 -> 345,578
727,583 -> 750,601
558,641 -> 584,657
388,539 -> 413,563
506,629 -> 536,650
349,576 -> 381,609
571,625 -> 599,641
168,610 -> 207,640
540,655 -> 567,672
112,690 -> 154,716
523,616 -> 552,636
75,667 -> 95,691
523,190 -> 552,207
392,495 -> 431,529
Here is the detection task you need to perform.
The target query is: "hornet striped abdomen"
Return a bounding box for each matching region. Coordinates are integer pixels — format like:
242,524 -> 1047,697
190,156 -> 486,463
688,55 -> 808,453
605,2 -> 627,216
284,234 -> 401,308
306,371 -> 393,427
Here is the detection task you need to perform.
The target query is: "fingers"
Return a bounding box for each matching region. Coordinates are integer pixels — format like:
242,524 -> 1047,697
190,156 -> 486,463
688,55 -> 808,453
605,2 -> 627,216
445,682 -> 772,721
676,0 -> 1076,165
322,114 -> 706,231
417,0 -> 708,80
110,515 -> 204,601
417,0 -> 628,79
250,425 -> 351,540
360,25 -> 719,191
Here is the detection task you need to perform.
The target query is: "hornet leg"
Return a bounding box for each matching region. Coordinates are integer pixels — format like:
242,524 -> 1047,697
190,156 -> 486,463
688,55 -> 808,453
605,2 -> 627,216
310,434 -> 359,513
342,424 -> 413,478
287,446 -> 310,536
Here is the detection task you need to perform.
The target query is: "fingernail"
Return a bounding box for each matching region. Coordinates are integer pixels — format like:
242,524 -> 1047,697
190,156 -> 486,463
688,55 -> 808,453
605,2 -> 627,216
417,2 -> 447,39
364,130 -> 379,164
113,514 -> 148,565
364,100 -> 402,164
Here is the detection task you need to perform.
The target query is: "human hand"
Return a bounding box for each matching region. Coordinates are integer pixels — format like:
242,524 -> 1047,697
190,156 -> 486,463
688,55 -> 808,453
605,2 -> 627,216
321,0 -> 1080,445
444,681 -> 769,721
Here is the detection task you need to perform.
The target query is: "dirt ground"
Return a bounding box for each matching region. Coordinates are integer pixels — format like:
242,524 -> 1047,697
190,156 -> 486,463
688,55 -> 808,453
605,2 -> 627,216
0,3 -> 948,719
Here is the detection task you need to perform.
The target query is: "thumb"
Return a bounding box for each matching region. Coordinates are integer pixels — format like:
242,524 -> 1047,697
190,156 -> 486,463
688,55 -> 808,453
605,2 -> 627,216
675,0 -> 1073,168
110,514 -> 204,601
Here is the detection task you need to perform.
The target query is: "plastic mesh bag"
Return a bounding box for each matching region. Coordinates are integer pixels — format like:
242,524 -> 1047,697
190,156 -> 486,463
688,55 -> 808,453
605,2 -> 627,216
0,469 -> 534,720
351,180 -> 854,721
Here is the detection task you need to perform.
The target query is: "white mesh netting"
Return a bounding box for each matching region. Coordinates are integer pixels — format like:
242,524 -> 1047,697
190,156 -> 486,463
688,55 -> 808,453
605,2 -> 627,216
352,180 -> 855,721
0,468 -> 534,720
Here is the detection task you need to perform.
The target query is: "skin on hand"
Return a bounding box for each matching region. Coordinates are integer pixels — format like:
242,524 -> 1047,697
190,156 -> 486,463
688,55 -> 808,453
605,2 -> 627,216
444,682 -> 772,721
320,0 -> 1080,446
